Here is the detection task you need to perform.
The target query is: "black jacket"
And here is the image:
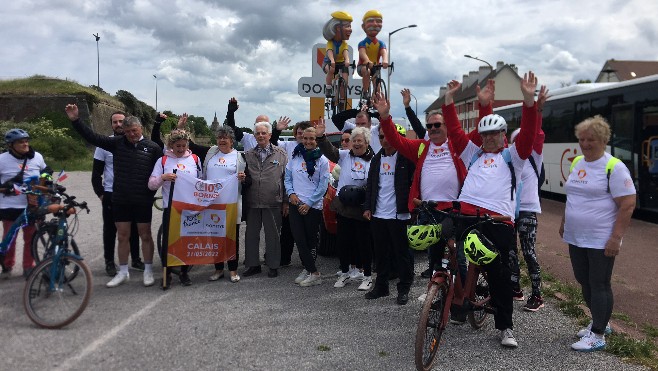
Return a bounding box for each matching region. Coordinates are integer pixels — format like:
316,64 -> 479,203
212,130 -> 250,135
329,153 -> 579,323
364,149 -> 415,217
72,119 -> 161,206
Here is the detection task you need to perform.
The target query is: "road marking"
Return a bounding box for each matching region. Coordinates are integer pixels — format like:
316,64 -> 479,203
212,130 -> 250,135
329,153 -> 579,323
54,292 -> 169,371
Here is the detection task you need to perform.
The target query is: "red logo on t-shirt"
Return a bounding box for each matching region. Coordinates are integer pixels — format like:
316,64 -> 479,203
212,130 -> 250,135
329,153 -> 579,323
176,163 -> 186,170
354,161 -> 363,170
484,158 -> 494,166
301,162 -> 307,169
382,163 -> 391,171
577,169 -> 587,179
218,157 -> 226,164
433,148 -> 444,154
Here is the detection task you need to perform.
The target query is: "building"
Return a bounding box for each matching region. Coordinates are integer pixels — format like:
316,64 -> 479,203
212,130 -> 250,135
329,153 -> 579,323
425,61 -> 523,132
595,59 -> 658,82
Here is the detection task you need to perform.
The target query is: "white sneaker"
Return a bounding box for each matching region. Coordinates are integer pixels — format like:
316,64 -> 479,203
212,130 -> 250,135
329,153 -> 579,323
349,268 -> 365,281
334,273 -> 351,288
106,272 -> 129,288
300,273 -> 322,287
500,329 -> 518,348
143,271 -> 155,287
295,270 -> 309,284
577,321 -> 612,338
335,270 -> 343,277
417,293 -> 427,302
572,332 -> 606,352
357,276 -> 373,291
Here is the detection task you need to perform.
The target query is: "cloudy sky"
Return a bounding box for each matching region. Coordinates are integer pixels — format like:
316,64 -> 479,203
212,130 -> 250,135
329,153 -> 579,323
2,0 -> 657,129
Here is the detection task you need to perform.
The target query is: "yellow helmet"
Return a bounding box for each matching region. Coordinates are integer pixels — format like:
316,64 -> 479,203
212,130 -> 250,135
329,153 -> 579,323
331,11 -> 353,22
394,124 -> 407,136
362,9 -> 383,22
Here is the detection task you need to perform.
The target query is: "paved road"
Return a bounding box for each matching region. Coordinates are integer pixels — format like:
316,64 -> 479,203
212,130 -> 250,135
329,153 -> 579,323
0,172 -> 647,370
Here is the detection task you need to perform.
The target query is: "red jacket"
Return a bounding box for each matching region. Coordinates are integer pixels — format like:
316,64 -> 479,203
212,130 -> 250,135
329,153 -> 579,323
380,104 -> 492,212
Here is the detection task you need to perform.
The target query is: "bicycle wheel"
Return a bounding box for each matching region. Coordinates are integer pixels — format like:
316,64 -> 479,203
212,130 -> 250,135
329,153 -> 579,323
467,271 -> 490,329
374,78 -> 387,101
415,282 -> 449,371
23,255 -> 92,329
32,226 -> 81,263
336,77 -> 348,113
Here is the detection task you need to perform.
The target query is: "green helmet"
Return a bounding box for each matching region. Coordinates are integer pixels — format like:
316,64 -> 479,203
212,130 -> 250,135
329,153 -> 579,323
407,224 -> 441,251
464,230 -> 499,265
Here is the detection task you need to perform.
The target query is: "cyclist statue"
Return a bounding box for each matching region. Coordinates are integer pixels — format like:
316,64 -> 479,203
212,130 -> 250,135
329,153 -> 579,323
322,10 -> 353,98
357,10 -> 388,102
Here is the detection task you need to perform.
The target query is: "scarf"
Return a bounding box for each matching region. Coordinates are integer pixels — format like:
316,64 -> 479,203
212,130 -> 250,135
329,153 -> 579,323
292,143 -> 323,178
349,145 -> 375,162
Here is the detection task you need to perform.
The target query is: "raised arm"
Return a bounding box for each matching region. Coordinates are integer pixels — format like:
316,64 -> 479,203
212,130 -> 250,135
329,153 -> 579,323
331,108 -> 359,131
513,71 -> 539,159
223,98 -> 244,142
402,88 -> 426,138
271,116 -> 291,145
151,113 -> 167,149
371,92 -> 424,163
315,118 -> 340,163
442,81 -> 470,154
65,104 -> 117,152
469,79 -> 495,146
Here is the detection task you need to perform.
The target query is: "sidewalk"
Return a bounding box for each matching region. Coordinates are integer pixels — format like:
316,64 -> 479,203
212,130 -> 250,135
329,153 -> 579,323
537,199 -> 658,328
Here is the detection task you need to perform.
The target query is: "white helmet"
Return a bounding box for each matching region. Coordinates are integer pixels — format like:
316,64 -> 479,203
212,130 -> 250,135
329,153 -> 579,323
478,114 -> 507,134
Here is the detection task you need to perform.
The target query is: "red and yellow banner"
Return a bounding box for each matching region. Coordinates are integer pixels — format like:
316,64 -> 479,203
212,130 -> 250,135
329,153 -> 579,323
165,173 -> 238,266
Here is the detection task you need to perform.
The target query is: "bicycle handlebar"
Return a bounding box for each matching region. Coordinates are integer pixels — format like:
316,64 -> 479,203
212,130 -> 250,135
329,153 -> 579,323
411,198 -> 511,222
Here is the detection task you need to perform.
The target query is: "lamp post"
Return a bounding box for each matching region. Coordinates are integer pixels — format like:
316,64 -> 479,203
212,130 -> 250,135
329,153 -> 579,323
463,54 -> 493,69
410,92 -> 418,114
93,33 -> 100,88
387,24 -> 417,92
153,74 -> 158,111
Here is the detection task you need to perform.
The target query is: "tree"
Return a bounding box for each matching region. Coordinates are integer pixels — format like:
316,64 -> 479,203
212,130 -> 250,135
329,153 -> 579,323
188,115 -> 211,136
115,90 -> 156,130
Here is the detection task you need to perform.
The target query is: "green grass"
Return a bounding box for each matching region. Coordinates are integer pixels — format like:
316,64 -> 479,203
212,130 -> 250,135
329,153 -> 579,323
0,75 -> 122,106
46,154 -> 93,171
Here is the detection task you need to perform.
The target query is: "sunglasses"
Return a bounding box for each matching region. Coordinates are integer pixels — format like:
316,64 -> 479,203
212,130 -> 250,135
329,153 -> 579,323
426,123 -> 442,129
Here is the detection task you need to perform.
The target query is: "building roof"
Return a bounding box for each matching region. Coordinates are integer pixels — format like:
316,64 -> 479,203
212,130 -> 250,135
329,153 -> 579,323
596,59 -> 658,82
425,64 -> 521,113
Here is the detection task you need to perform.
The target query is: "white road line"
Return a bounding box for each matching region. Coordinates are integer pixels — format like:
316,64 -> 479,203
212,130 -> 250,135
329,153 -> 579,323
54,292 -> 169,371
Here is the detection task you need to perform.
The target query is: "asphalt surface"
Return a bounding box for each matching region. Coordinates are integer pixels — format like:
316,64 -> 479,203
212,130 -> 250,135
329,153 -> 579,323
0,172 -> 648,370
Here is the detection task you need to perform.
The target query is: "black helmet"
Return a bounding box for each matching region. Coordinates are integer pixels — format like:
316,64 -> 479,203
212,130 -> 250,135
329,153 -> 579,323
338,185 -> 366,206
5,128 -> 30,145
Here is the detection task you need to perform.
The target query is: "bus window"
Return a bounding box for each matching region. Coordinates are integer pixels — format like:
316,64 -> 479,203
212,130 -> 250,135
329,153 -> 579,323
544,102 -> 574,143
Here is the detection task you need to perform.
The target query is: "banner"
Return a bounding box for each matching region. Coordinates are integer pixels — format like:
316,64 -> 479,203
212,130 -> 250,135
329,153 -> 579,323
165,173 -> 238,266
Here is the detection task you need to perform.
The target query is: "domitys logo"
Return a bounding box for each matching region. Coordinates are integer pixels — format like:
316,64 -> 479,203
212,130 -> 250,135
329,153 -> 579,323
354,161 -> 363,170
218,157 -> 226,164
382,163 -> 391,171
176,163 -> 186,170
578,169 -> 587,179
210,214 -> 221,224
484,158 -> 495,166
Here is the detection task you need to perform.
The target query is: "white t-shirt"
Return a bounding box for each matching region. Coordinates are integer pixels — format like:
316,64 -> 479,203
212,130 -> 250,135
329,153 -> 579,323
93,140 -> 114,192
458,142 -> 526,221
278,140 -> 298,159
336,150 -> 371,195
204,149 -> 244,223
563,153 -> 636,249
285,154 -> 330,210
373,152 -> 410,220
342,122 -> 381,153
420,140 -> 459,202
150,153 -> 200,208
517,150 -> 543,213
240,133 -> 258,152
0,151 -> 48,209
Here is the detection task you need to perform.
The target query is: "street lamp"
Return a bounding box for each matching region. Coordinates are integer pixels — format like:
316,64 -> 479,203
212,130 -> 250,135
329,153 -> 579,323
387,24 -> 417,92
463,54 -> 493,69
93,33 -> 100,88
410,92 -> 418,114
153,74 -> 158,111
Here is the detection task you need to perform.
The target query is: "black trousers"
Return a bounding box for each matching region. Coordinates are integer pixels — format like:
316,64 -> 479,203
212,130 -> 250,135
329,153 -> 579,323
454,220 -> 515,331
102,191 -> 140,264
288,207 -> 321,273
336,214 -> 371,276
279,214 -> 295,265
370,217 -> 414,294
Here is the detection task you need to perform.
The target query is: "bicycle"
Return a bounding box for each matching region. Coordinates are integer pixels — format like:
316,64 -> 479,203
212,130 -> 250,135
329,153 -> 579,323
325,60 -> 356,119
359,62 -> 393,108
413,200 -> 509,371
31,184 -> 82,266
21,185 -> 92,329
